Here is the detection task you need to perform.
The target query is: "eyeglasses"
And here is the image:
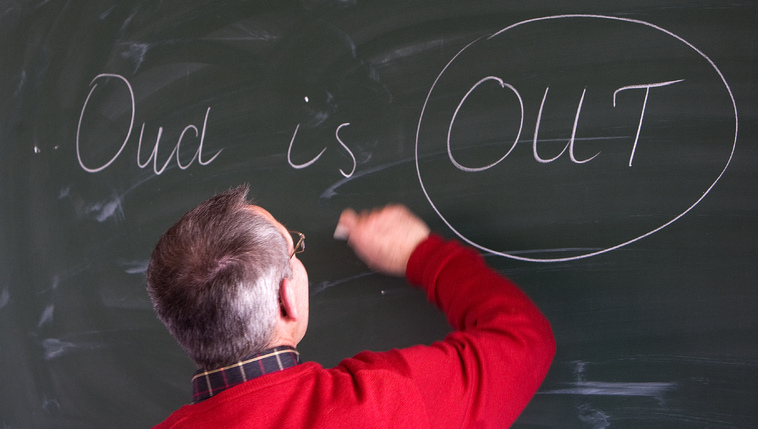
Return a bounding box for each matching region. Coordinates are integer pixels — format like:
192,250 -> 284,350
289,231 -> 305,259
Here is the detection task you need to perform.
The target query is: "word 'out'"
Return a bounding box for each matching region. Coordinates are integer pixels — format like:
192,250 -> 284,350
448,77 -> 683,172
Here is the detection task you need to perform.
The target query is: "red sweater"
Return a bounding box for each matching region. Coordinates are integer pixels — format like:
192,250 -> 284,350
155,236 -> 556,428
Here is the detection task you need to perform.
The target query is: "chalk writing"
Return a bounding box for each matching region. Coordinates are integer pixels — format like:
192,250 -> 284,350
449,78 -> 684,172
448,76 -> 523,172
416,15 -> 738,262
533,87 -> 599,164
287,121 -> 357,178
76,73 -> 221,174
614,80 -> 685,166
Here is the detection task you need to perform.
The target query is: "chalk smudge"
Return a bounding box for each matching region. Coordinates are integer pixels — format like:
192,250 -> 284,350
541,381 -> 677,400
310,272 -> 375,296
578,403 -> 611,429
42,338 -> 78,360
0,287 -> 9,309
38,304 -> 54,327
86,194 -> 124,222
119,259 -> 149,275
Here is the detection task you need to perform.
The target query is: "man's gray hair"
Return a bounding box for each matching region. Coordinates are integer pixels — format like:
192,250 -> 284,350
146,185 -> 291,370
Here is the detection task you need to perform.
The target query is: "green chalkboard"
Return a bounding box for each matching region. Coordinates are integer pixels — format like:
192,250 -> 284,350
1,1 -> 756,427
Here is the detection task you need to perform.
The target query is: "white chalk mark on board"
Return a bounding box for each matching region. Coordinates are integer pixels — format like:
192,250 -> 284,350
13,69 -> 26,98
98,6 -> 115,20
310,272 -> 374,296
121,42 -> 149,73
321,133 -> 626,201
0,287 -> 9,309
85,193 -> 124,223
533,88 -> 566,163
38,305 -> 54,327
41,333 -> 117,360
506,247 -> 605,257
35,276 -> 60,295
335,123 -> 357,178
235,23 -> 278,42
287,122 -> 357,178
77,74 -> 134,172
42,338 -> 78,360
540,360 -> 677,401
77,73 -> 222,175
320,156 -> 411,199
541,381 -> 677,399
119,259 -> 149,275
136,107 -> 221,175
42,396 -> 62,414
451,78 -> 684,170
577,403 -> 610,429
416,14 -> 738,262
533,87 -> 600,164
288,123 -> 327,169
448,76 -> 523,172
614,79 -> 685,166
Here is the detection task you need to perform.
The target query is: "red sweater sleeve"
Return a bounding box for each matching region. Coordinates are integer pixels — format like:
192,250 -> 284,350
402,235 -> 556,428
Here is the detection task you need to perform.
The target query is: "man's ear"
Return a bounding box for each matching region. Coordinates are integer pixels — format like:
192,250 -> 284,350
278,278 -> 299,321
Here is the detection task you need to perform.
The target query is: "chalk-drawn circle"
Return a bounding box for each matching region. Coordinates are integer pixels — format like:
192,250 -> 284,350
415,15 -> 738,262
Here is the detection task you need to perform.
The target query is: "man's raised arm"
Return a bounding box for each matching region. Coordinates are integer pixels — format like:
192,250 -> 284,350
335,204 -> 556,427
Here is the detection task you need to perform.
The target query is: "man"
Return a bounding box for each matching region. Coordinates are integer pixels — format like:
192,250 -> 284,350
147,185 -> 555,428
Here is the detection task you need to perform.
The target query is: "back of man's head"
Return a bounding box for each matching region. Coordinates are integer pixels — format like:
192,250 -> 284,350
146,185 -> 291,370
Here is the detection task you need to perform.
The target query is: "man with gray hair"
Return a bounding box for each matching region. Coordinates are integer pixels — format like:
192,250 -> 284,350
148,185 -> 555,428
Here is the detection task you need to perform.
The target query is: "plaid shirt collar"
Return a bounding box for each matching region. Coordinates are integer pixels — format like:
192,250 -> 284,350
191,346 -> 301,403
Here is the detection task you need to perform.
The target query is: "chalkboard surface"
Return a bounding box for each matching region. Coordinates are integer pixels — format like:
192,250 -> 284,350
1,1 -> 756,427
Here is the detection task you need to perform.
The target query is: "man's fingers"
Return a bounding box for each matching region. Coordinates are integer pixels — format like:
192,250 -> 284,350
333,204 -> 430,276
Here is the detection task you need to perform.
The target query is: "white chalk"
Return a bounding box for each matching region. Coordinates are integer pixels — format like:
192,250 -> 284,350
333,223 -> 349,240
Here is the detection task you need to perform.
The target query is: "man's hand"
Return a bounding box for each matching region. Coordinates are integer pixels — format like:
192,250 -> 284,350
334,204 -> 430,277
